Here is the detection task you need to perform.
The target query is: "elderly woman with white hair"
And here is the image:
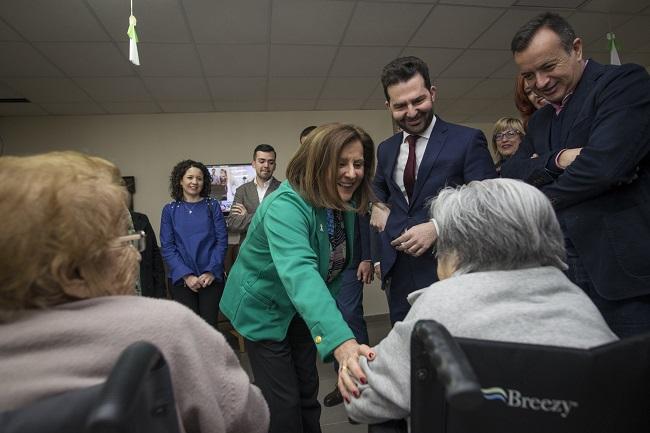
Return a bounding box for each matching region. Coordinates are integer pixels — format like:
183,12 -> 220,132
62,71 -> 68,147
344,178 -> 617,425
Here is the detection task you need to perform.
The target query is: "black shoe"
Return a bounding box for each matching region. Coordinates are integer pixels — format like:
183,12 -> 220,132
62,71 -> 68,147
323,387 -> 343,407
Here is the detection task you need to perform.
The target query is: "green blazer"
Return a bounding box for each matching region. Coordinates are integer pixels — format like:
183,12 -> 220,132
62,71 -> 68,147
220,181 -> 356,362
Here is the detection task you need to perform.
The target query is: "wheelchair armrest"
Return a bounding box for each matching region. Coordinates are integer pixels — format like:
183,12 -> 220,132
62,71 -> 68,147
411,320 -> 482,410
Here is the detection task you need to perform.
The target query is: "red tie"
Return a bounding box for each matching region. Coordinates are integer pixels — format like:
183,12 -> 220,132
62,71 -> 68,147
403,134 -> 419,200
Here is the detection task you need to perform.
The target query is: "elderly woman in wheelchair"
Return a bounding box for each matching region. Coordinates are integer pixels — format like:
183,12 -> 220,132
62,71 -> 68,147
344,178 -> 617,425
0,151 -> 268,433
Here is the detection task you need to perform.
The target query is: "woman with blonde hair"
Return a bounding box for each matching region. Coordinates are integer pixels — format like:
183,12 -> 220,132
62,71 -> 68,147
490,117 -> 526,173
220,123 -> 376,433
0,151 -> 268,433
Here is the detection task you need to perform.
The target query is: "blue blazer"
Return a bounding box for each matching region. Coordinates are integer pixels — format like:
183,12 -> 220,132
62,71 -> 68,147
502,60 -> 650,300
373,117 -> 497,288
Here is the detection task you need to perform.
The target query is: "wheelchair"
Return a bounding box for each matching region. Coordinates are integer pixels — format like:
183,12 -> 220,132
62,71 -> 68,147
0,341 -> 181,433
371,320 -> 650,433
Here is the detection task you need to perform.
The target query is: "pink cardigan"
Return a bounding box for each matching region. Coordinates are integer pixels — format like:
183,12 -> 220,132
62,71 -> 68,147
0,296 -> 269,433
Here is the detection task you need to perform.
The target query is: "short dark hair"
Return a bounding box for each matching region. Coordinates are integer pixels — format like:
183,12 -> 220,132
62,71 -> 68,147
168,160 -> 211,201
381,56 -> 432,101
299,126 -> 317,142
511,12 -> 576,54
253,144 -> 276,160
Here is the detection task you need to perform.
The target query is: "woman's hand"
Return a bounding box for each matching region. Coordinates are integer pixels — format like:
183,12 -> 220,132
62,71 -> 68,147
198,272 -> 215,288
183,274 -> 201,292
334,339 -> 375,403
357,261 -> 373,284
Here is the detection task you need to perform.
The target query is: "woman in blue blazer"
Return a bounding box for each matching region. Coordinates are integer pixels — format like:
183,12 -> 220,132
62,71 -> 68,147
220,123 -> 376,433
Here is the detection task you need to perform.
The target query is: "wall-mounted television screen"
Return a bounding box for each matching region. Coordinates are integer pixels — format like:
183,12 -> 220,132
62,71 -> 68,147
206,163 -> 255,214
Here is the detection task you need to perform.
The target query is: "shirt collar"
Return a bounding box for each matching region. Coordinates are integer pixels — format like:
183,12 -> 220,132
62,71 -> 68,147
255,176 -> 272,188
550,60 -> 588,115
402,115 -> 436,143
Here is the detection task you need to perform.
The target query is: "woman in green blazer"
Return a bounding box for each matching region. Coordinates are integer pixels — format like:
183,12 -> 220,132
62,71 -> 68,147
220,123 -> 376,433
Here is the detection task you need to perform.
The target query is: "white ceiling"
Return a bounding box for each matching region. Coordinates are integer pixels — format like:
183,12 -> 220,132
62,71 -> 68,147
1,0 -> 649,123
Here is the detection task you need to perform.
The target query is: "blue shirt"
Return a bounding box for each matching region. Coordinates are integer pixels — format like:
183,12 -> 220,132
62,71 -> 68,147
160,198 -> 228,285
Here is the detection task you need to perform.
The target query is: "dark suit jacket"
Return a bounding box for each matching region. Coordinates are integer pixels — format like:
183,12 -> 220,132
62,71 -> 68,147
373,117 -> 496,289
131,211 -> 167,298
502,60 -> 650,300
226,177 -> 281,242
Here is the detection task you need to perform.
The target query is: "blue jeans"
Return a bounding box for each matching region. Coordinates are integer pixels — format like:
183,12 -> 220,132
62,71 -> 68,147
333,267 -> 369,372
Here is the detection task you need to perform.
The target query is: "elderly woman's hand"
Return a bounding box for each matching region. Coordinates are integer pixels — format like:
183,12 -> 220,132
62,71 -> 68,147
334,339 -> 375,402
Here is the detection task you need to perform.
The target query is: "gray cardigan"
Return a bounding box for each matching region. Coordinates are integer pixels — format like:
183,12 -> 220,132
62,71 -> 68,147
345,266 -> 618,425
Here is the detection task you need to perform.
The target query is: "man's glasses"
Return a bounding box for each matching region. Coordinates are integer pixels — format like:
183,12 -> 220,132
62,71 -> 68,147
116,231 -> 146,252
494,130 -> 520,141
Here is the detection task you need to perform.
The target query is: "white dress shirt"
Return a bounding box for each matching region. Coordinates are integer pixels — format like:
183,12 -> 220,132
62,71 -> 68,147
393,116 -> 436,202
255,177 -> 273,203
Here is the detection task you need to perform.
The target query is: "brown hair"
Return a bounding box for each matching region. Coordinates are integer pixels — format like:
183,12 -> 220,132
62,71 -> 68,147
514,75 -> 537,129
286,123 -> 375,213
490,117 -> 525,162
0,151 -> 138,322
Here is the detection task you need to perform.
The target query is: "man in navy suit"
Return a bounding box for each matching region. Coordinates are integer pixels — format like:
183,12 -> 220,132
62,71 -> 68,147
503,13 -> 650,337
370,56 -> 496,325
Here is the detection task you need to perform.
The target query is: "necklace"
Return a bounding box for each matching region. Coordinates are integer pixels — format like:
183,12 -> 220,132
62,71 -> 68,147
182,201 -> 200,214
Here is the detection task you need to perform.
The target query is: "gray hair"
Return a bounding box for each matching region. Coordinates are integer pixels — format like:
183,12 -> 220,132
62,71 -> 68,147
430,178 -> 566,274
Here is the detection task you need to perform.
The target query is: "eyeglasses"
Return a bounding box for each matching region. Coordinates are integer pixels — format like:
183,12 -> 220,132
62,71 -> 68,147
116,231 -> 146,252
494,130 -> 521,141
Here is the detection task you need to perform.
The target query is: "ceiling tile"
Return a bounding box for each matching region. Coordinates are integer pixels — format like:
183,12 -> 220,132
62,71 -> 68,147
434,78 -> 482,98
0,80 -> 23,98
0,42 -> 62,77
0,19 -> 21,41
463,78 -> 514,98
88,0 -> 192,43
0,0 -> 109,41
343,2 -> 432,46
212,100 -> 267,111
440,49 -> 511,78
142,77 -> 210,100
101,101 -> 161,114
444,98 -> 493,116
75,77 -> 151,102
270,45 -> 338,76
400,47 -> 463,77
608,14 -> 650,51
184,0 -> 270,43
320,77 -> 377,99
4,78 -> 90,102
123,43 -> 203,77
316,99 -> 364,110
580,0 -> 650,13
442,0 -> 514,6
0,102 -> 47,116
207,77 -> 267,100
271,0 -> 354,45
268,77 -> 325,99
159,101 -> 215,113
267,99 -> 316,110
40,102 -> 106,115
410,5 -> 503,48
514,0 -> 583,6
198,44 -> 268,76
36,42 -> 133,77
329,46 -> 402,76
490,58 -> 518,78
471,9 -> 570,49
568,12 -> 633,45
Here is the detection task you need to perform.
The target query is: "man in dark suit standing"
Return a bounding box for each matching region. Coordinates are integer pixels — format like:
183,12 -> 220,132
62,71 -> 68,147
130,210 -> 167,298
371,56 -> 496,325
227,144 -> 281,243
502,13 -> 650,337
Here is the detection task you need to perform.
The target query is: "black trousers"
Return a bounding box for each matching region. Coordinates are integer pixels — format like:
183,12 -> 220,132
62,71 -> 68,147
245,316 -> 322,433
170,279 -> 223,328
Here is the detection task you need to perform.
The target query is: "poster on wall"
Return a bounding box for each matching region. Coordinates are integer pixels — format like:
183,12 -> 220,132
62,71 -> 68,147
206,163 -> 255,214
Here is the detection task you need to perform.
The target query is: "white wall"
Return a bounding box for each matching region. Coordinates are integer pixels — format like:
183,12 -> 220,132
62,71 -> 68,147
0,110 -> 494,316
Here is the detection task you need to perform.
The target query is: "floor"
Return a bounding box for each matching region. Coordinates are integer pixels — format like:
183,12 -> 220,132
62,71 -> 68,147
230,314 -> 393,433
